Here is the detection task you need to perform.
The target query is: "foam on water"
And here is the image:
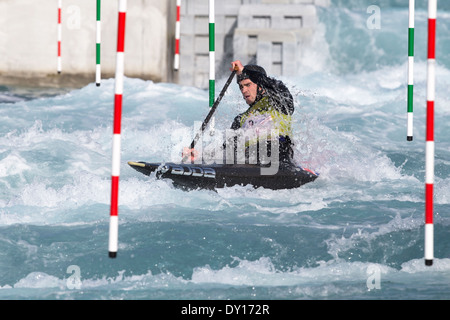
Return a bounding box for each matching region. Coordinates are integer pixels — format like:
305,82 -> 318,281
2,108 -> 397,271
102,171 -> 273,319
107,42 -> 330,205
1,3 -> 450,300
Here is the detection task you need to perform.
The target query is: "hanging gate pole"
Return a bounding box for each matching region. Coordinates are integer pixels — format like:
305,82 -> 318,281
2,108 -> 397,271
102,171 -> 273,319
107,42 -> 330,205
57,0 -> 62,74
174,0 -> 181,71
96,0 -> 102,86
407,0 -> 415,141
209,0 -> 215,107
425,0 -> 437,267
109,0 -> 127,259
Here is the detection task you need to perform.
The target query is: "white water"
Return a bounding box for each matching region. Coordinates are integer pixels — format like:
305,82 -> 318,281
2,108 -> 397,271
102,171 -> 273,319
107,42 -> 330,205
1,2 -> 450,302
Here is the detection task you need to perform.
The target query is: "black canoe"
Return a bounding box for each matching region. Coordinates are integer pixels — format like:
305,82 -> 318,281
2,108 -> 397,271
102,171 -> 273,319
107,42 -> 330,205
128,161 -> 319,190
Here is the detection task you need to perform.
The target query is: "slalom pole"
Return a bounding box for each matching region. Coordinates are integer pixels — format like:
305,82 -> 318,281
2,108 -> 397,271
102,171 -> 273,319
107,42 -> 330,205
57,0 -> 62,74
425,0 -> 436,267
174,0 -> 181,71
407,0 -> 415,141
96,0 -> 102,86
209,0 -> 215,107
109,0 -> 127,259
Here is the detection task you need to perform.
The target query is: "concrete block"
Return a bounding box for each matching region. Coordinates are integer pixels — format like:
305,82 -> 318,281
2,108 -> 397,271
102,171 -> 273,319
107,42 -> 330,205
237,4 -> 317,29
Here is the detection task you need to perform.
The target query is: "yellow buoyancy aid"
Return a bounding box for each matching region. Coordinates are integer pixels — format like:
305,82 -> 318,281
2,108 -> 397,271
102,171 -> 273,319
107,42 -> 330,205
238,96 -> 293,147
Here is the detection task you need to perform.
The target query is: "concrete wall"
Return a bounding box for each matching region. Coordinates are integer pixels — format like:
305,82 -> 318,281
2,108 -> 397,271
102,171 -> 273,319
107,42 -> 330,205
0,0 -> 328,89
0,0 -> 174,88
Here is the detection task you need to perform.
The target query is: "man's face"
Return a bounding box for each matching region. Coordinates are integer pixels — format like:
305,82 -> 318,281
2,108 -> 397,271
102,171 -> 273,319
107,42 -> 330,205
238,79 -> 258,105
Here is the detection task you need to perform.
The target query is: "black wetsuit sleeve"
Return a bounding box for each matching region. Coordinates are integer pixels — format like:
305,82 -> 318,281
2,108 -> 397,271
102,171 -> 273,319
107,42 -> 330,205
268,80 -> 294,115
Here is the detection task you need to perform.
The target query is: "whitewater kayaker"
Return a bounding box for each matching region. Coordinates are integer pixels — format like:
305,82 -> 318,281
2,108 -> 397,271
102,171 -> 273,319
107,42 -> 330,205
183,60 -> 295,168
227,60 -> 295,167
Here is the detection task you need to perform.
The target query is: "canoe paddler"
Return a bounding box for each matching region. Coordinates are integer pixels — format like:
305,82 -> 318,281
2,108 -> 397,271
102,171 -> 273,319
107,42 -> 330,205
183,60 -> 295,168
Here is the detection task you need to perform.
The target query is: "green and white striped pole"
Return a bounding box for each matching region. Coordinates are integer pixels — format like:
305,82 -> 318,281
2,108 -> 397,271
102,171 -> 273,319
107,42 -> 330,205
96,0 -> 101,86
209,0 -> 215,107
208,0 -> 216,134
407,0 -> 415,141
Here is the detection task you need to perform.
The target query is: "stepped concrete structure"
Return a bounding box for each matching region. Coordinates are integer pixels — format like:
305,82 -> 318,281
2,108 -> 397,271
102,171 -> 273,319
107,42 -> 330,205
178,0 -> 329,88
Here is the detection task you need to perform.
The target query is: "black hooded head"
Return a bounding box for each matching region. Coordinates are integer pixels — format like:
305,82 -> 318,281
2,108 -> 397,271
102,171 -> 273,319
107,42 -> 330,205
236,65 -> 267,83
236,64 -> 268,105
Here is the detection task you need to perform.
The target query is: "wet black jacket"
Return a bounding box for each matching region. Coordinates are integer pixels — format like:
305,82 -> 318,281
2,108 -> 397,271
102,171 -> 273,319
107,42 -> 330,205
228,67 -> 295,166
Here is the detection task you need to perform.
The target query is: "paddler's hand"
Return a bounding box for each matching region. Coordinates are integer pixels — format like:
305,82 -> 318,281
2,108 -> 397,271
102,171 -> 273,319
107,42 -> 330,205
182,147 -> 199,163
231,60 -> 244,75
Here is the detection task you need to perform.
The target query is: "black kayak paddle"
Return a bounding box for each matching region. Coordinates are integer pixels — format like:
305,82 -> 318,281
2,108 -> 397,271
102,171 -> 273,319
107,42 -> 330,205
183,67 -> 238,162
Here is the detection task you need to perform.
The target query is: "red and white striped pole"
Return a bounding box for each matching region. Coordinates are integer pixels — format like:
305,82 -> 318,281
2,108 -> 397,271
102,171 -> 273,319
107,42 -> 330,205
57,0 -> 62,74
109,0 -> 127,259
425,0 -> 436,267
174,0 -> 181,71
